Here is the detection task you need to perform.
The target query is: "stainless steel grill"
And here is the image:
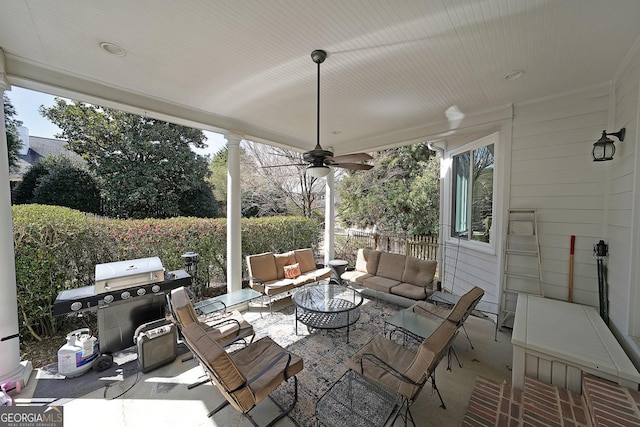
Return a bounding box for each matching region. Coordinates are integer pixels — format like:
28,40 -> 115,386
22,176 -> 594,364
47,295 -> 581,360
53,257 -> 191,371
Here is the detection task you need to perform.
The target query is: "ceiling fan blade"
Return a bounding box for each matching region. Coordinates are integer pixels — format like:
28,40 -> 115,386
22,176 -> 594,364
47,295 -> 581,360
327,153 -> 372,163
331,163 -> 374,170
261,163 -> 306,168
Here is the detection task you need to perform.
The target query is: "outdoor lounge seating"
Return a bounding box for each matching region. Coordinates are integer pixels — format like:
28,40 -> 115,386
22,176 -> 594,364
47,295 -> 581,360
347,320 -> 458,426
167,286 -> 255,347
181,321 -> 303,427
409,286 -> 485,350
246,248 -> 332,313
341,249 -> 437,300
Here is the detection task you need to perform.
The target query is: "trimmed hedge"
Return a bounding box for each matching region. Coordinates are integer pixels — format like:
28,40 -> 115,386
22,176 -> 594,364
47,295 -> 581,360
12,204 -> 321,340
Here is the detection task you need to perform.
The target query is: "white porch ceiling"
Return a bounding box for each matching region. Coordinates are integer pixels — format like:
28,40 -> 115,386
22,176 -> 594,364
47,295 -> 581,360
1,0 -> 640,155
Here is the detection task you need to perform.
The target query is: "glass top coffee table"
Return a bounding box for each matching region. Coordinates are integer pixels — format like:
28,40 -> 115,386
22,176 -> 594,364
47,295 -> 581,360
384,310 -> 441,345
292,283 -> 363,343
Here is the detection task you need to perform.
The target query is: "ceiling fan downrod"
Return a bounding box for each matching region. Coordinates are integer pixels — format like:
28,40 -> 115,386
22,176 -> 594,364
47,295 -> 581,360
311,49 -> 327,151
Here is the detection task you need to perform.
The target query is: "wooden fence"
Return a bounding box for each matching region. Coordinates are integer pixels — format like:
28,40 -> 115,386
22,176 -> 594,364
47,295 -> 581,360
335,230 -> 439,261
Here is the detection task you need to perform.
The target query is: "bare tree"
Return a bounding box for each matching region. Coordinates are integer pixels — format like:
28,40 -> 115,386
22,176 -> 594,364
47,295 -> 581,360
241,141 -> 326,218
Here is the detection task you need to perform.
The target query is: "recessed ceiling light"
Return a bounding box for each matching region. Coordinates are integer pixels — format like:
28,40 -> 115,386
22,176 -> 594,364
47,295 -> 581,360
504,70 -> 524,80
99,42 -> 127,57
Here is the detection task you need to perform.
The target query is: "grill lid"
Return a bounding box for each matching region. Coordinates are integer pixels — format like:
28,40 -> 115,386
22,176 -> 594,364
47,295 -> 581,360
95,257 -> 164,293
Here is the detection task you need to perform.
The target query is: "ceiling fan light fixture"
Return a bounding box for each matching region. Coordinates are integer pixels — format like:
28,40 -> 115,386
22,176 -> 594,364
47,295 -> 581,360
307,165 -> 330,178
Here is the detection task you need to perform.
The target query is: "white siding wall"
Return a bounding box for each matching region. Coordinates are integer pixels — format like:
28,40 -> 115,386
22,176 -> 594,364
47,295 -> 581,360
611,44 -> 640,343
510,85 -> 610,307
440,128 -> 508,305
441,242 -> 500,304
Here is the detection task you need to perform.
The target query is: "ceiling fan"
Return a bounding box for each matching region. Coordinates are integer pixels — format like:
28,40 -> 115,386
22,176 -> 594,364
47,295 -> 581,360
277,49 -> 373,178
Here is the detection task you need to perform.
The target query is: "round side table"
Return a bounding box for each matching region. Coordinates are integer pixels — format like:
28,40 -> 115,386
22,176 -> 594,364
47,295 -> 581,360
328,259 -> 349,284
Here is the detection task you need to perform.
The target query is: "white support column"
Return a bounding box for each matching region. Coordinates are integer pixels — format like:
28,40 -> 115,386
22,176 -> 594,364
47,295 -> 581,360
0,48 -> 33,387
323,169 -> 335,265
225,133 -> 243,294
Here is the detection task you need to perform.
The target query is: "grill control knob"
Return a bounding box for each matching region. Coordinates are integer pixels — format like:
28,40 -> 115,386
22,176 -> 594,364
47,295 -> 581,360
137,288 -> 146,296
71,302 -> 82,312
121,291 -> 131,300
103,295 -> 114,304
151,284 -> 161,293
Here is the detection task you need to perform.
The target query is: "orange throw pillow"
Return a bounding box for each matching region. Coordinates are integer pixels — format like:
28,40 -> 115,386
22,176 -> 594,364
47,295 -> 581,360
283,263 -> 301,279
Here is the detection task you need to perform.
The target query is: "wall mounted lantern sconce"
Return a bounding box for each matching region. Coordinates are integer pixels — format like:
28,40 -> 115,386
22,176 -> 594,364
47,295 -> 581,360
592,128 -> 625,161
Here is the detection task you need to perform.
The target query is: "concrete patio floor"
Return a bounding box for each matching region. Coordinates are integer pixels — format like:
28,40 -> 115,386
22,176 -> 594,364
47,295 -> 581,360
15,297 -> 513,426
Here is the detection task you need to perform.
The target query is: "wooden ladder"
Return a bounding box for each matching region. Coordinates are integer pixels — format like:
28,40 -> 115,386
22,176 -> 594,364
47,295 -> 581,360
499,209 -> 543,329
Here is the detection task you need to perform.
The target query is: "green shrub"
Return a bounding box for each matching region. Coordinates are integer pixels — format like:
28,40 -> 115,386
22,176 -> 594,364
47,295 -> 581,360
12,205 -> 116,339
12,205 -> 320,340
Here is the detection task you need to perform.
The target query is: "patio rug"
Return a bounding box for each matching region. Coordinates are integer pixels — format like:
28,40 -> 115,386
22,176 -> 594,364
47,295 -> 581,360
250,297 -> 402,427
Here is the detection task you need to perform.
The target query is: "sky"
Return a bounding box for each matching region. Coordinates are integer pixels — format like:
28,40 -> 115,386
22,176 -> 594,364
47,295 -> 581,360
5,86 -> 227,157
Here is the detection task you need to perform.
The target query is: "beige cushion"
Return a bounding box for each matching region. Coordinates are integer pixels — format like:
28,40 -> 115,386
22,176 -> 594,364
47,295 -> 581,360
171,286 -> 199,327
355,249 -> 381,274
348,322 -> 457,400
262,278 -> 296,296
362,275 -> 401,293
181,322 -> 254,413
348,335 -> 418,398
390,283 -> 432,300
170,287 -> 254,346
376,252 -> 406,281
247,252 -> 277,282
310,266 -> 332,281
401,321 -> 457,396
231,336 -> 304,403
410,301 -> 451,323
402,256 -> 436,288
447,286 -> 485,324
341,270 -> 373,285
294,248 -> 316,273
274,251 -> 296,279
183,324 -> 303,414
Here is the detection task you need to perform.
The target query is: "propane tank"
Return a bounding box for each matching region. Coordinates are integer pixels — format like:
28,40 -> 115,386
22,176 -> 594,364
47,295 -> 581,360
57,328 -> 98,378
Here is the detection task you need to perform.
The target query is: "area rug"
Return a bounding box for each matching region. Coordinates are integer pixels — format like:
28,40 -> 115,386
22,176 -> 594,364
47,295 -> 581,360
249,297 -> 402,427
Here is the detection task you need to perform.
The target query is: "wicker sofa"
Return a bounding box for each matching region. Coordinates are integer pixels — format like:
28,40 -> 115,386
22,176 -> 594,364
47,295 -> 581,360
341,249 -> 437,300
246,248 -> 332,312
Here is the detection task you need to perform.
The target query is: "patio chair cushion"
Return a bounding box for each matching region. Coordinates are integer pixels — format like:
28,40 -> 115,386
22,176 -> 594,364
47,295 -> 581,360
390,283 -> 431,300
182,322 -> 254,412
447,286 -> 485,324
361,275 -> 401,293
231,336 -> 303,403
402,256 -> 437,288
247,252 -> 278,283
293,248 -> 316,273
274,251 -> 296,279
348,321 -> 457,400
410,301 -> 451,322
355,249 -> 381,274
262,278 -> 297,296
402,321 -> 457,390
340,270 -> 373,285
182,322 -> 303,413
169,287 -> 254,346
348,334 -> 417,396
171,286 -> 200,327
376,252 -> 407,281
